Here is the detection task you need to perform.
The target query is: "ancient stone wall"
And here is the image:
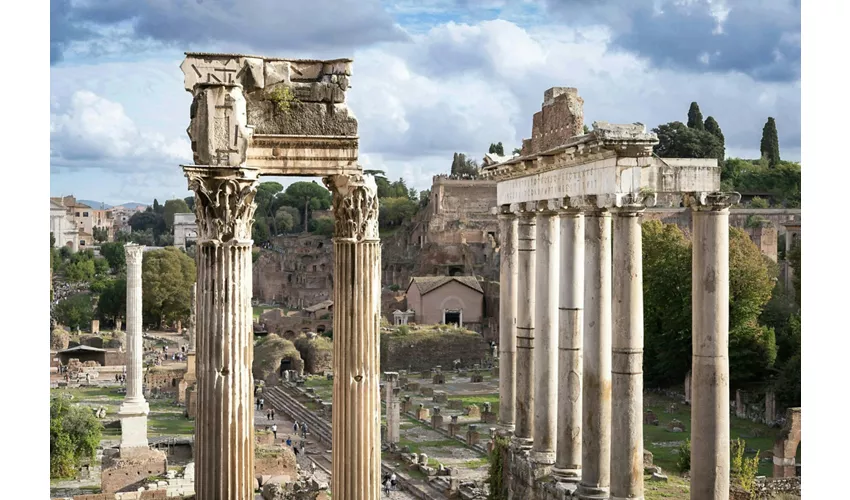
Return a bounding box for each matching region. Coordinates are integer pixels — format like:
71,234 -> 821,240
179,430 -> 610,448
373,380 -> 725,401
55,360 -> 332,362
522,87 -> 585,156
104,350 -> 127,366
380,327 -> 490,372
293,335 -> 333,374
101,451 -> 168,493
254,446 -> 298,477
252,234 -> 333,306
56,491 -> 167,500
144,366 -> 186,395
260,309 -> 331,338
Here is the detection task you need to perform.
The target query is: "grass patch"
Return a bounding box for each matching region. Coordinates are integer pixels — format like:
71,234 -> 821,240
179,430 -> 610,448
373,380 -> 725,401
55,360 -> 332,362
462,458 -> 489,468
644,473 -> 690,499
253,305 -> 278,320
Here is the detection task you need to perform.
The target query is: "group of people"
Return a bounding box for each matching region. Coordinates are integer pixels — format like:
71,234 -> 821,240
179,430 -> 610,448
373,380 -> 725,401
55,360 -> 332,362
293,420 -> 308,439
382,472 -> 398,495
255,397 -> 265,410
114,373 -> 126,384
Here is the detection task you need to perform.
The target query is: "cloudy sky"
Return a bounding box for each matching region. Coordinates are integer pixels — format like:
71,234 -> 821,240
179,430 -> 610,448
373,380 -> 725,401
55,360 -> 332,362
49,0 -> 801,206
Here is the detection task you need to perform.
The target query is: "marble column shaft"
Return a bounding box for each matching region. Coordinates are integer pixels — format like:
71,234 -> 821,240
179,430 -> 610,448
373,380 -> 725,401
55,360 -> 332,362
185,166 -> 258,500
514,205 -> 536,448
578,210 -> 612,500
325,174 -> 382,500
385,372 -> 400,445
553,209 -> 584,482
611,209 -> 644,500
498,206 -> 518,432
532,202 -> 559,464
119,243 -> 150,453
690,202 -> 731,500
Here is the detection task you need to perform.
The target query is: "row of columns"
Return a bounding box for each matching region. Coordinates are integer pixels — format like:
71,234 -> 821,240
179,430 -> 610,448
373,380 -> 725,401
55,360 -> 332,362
498,196 -> 733,500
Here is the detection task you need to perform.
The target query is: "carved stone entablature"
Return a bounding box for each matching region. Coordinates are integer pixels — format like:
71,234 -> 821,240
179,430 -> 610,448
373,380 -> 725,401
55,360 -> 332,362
684,191 -> 743,211
124,244 -> 145,266
183,166 -> 260,242
187,84 -> 253,167
323,174 -> 379,242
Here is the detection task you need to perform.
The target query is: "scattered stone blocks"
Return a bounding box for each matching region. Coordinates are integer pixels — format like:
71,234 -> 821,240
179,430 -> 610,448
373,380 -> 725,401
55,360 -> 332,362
433,391 -> 448,404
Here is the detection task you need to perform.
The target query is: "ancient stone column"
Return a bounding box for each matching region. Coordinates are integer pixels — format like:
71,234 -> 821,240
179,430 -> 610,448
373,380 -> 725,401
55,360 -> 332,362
553,207 -> 584,482
118,243 -> 149,454
533,200 -> 559,464
184,165 -> 259,500
765,391 -> 776,424
611,206 -> 644,500
578,209 -> 612,500
324,174 -> 382,500
385,372 -> 400,446
188,282 -> 196,352
498,204 -> 518,433
513,203 -> 536,449
690,193 -> 737,500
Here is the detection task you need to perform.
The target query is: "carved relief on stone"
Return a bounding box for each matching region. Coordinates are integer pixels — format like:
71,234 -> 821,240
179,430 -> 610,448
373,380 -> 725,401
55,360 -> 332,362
185,168 -> 260,242
685,191 -> 742,211
124,244 -> 145,266
323,174 -> 379,241
187,85 -> 253,167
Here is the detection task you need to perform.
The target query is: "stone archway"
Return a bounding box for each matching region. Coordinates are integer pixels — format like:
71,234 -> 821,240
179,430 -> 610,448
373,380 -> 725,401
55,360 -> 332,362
773,408 -> 801,477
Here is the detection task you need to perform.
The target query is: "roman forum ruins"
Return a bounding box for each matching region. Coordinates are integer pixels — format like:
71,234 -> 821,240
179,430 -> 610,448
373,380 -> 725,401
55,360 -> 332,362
484,87 -> 738,499
118,243 -> 149,454
179,53 -> 380,499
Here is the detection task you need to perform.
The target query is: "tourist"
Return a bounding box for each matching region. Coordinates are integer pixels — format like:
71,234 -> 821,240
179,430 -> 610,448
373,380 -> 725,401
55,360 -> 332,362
256,398 -> 260,410
270,408 -> 275,419
259,397 -> 264,410
302,422 -> 308,438
293,421 -> 300,435
285,436 -> 291,447
390,471 -> 397,489
293,443 -> 300,457
271,423 -> 277,440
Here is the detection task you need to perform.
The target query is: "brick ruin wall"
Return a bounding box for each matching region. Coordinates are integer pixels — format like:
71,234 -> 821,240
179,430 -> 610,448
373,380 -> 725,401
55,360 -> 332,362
254,446 -> 298,477
101,453 -> 168,494
260,309 -> 331,338
252,234 -> 333,308
144,367 -> 186,395
521,87 -> 584,156
380,330 -> 491,372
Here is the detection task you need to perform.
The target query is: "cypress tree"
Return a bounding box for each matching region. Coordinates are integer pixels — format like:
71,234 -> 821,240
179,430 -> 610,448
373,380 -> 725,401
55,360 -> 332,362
760,117 -> 780,168
687,102 -> 704,130
704,116 -> 725,165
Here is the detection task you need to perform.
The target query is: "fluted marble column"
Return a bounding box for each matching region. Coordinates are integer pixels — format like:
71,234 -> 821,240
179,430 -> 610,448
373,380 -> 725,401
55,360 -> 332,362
513,203 -> 536,449
553,207 -> 584,482
611,207 -> 645,500
324,174 -> 382,500
690,193 -> 737,500
188,282 -> 196,352
578,209 -> 612,500
118,243 -> 149,454
532,200 -> 559,464
498,205 -> 518,432
184,166 -> 259,500
385,372 -> 400,445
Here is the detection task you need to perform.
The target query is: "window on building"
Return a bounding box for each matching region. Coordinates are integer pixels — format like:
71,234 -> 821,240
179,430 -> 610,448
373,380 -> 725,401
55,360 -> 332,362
80,241 -> 86,246
312,265 -> 317,272
75,212 -> 80,217
83,212 -> 89,217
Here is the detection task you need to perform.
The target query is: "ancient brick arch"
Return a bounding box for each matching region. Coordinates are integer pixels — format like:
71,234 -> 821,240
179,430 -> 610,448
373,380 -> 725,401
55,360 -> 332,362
773,407 -> 801,477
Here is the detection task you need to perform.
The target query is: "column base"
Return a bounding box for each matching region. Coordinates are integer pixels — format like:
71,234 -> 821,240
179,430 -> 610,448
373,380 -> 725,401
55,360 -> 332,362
118,401 -> 150,452
576,484 -> 610,500
118,400 -> 150,417
551,465 -> 581,482
511,436 -> 533,450
497,423 -> 515,436
530,450 -> 556,465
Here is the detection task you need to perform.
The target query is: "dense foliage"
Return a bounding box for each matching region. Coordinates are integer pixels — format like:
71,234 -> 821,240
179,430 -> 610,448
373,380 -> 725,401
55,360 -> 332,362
50,397 -> 102,478
141,247 -> 196,328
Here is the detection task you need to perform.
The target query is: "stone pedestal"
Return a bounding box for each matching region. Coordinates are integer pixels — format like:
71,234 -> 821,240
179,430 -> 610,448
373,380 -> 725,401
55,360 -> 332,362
101,448 -> 168,494
553,208 -> 584,482
448,416 -> 461,436
611,208 -> 644,500
578,210 -> 612,500
119,244 -> 150,454
431,407 -> 444,429
498,205 -> 518,432
532,201 -> 559,464
324,174 -> 382,500
184,165 -> 259,500
514,203 -> 536,449
690,194 -> 736,500
417,405 -> 430,421
467,425 -> 481,446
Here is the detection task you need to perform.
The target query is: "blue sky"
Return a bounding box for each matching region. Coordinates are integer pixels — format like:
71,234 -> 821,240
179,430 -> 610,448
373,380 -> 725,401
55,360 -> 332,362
49,0 -> 801,206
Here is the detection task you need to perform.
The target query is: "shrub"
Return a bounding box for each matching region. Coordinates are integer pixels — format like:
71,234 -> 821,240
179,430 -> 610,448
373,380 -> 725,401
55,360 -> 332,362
50,397 -> 103,478
676,438 -> 691,473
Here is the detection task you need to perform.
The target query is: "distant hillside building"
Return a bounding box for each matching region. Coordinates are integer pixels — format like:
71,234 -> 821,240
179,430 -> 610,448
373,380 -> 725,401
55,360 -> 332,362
50,199 -> 79,251
405,276 -> 484,332
173,213 -> 198,248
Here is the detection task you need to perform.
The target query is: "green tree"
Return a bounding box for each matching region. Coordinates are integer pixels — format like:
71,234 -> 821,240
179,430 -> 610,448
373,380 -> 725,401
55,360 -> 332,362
749,197 -> 769,209
93,257 -> 109,276
311,216 -> 335,237
450,152 -> 480,178
152,198 -> 163,214
129,229 -> 155,246
163,199 -> 192,229
703,116 -> 725,165
512,147 -> 521,155
142,247 -> 196,328
92,227 -> 109,243
97,278 -> 126,325
280,181 -> 332,232
653,122 -> 723,161
488,142 -> 505,155
788,238 -> 801,305
687,102 -> 704,130
50,397 -> 103,478
274,206 -> 299,234
99,242 -> 126,272
419,189 -> 431,208
252,218 -> 271,245
184,196 -> 195,211
63,259 -> 95,283
379,197 -> 419,228
583,124 -> 591,134
54,294 -> 93,330
128,211 -> 164,234
255,182 -> 285,234
760,117 -> 781,168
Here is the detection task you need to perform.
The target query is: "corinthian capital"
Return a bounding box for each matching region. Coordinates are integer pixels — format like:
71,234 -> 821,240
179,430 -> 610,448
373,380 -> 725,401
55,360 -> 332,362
124,243 -> 145,266
685,191 -> 742,211
184,167 -> 260,242
323,174 -> 379,241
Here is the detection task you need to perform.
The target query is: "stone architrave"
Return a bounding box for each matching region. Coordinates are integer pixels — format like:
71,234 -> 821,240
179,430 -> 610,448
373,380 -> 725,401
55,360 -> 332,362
689,192 -> 739,500
532,200 -> 559,465
118,243 -> 150,454
183,165 -> 260,500
513,203 -> 536,449
498,204 -> 518,432
384,372 -> 400,446
611,200 -> 647,500
552,205 -> 584,482
323,173 -> 382,500
579,208 -> 612,500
